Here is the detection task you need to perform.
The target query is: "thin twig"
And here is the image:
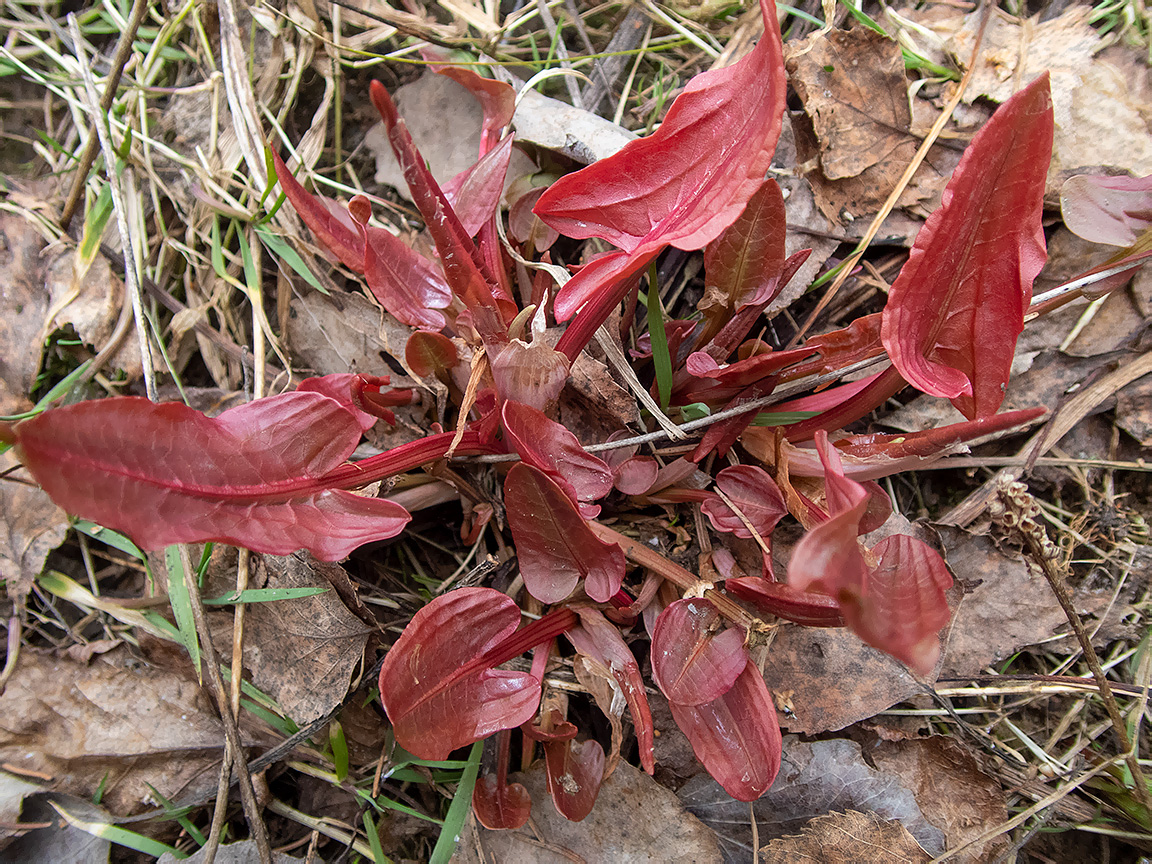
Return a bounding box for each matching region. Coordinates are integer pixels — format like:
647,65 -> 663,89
177,546 -> 274,864
59,0 -> 150,230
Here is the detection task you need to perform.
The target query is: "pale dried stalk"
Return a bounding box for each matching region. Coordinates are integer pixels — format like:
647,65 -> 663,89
990,477 -> 1152,816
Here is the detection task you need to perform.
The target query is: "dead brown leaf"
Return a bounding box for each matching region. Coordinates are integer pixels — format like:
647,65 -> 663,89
871,737 -> 1009,863
680,736 -> 944,859
938,527 -> 1068,676
44,252 -> 137,376
761,810 -> 930,863
242,553 -> 372,724
0,452 -> 69,599
0,212 -> 51,416
785,27 -> 958,230
903,5 -> 1152,195
1,793 -> 111,863
455,760 -> 723,864
1116,375 -> 1152,447
0,647 -> 261,814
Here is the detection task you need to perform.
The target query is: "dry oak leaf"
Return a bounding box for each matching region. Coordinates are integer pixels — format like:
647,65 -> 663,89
761,810 -> 930,863
1,451 -> 69,599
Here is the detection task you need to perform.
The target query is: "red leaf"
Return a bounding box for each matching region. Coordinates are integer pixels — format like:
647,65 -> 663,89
473,774 -> 532,830
1061,172 -> 1152,246
297,373 -> 379,431
378,588 -> 542,760
270,149 -> 363,270
442,135 -> 515,237
780,407 -> 1047,481
612,455 -> 659,495
725,577 -> 845,627
842,533 -> 953,676
539,0 -> 785,327
650,598 -> 747,706
668,664 -> 782,801
699,178 -> 787,332
359,221 -> 451,330
534,0 -> 785,255
369,80 -> 503,321
426,57 -> 516,155
501,401 -> 612,502
504,464 -> 624,603
700,465 -> 787,539
405,331 -> 459,380
566,608 -> 655,774
7,394 -> 410,560
881,74 -> 1054,419
544,738 -> 606,822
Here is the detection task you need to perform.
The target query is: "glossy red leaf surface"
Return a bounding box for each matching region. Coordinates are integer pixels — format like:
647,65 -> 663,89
544,738 -> 606,822
271,149 -> 363,270
501,401 -> 613,503
725,577 -> 845,627
534,0 -> 784,255
1061,172 -> 1152,246
378,588 -> 542,760
472,774 -> 532,830
700,465 -> 787,539
881,74 -> 1054,419
843,533 -> 953,676
566,608 -> 655,774
699,178 -> 787,333
651,599 -> 747,706
669,664 -> 782,801
6,393 -> 410,560
504,464 -> 624,603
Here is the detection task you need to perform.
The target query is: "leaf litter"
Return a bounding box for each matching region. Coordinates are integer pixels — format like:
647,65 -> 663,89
1,0 -> 1152,860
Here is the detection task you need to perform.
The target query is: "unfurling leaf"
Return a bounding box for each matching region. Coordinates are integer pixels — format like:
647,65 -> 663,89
880,74 -> 1054,419
377,588 -> 542,760
669,664 -> 782,801
504,464 -> 624,603
5,393 -> 410,560
787,433 -> 953,675
651,599 -> 747,706
473,774 -> 532,830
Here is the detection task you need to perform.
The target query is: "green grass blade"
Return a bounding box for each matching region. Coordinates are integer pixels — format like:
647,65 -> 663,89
50,801 -> 188,859
362,811 -> 393,864
164,546 -> 201,676
429,740 -> 483,864
331,720 -> 350,782
71,519 -> 145,560
255,228 -> 329,295
201,587 -> 329,605
646,262 -> 673,411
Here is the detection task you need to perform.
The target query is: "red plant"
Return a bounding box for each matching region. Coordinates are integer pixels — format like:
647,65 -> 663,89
1,0 -> 1065,832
